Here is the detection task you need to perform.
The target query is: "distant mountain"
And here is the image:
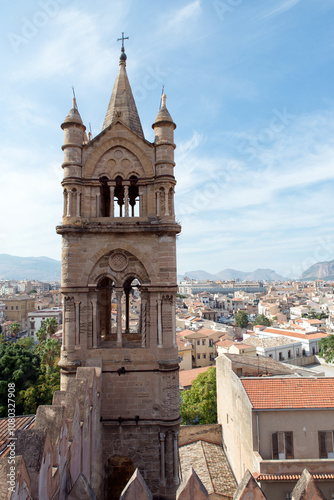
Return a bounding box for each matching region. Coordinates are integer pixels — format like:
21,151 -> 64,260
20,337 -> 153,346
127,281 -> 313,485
181,268 -> 287,282
184,270 -> 218,281
300,260 -> 334,280
0,254 -> 61,281
245,269 -> 286,281
215,269 -> 248,281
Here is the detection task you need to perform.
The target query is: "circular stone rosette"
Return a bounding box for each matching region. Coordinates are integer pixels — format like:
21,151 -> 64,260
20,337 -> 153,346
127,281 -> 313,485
109,252 -> 128,272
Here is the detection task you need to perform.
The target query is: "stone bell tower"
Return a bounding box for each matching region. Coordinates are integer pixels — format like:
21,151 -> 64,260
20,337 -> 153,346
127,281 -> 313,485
57,40 -> 181,500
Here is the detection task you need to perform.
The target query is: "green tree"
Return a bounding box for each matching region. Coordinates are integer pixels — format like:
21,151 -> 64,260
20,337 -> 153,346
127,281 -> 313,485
253,314 -> 271,327
0,342 -> 41,417
36,338 -> 60,370
16,336 -> 35,349
36,317 -> 58,342
318,334 -> 334,363
180,367 -> 217,425
10,322 -> 21,338
234,310 -> 249,329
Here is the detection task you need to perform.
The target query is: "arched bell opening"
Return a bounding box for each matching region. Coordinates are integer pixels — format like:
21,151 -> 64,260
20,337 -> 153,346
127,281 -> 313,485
100,176 -> 110,217
122,277 -> 142,342
114,175 -> 124,217
129,175 -> 139,217
96,276 -> 115,343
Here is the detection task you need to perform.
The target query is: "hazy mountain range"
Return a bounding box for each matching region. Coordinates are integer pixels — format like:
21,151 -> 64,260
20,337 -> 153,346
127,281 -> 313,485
1,254 -> 334,283
181,268 -> 288,282
0,254 -> 61,281
300,260 -> 334,281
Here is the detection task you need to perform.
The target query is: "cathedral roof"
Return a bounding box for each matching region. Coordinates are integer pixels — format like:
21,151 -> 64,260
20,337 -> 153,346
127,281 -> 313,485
102,51 -> 144,138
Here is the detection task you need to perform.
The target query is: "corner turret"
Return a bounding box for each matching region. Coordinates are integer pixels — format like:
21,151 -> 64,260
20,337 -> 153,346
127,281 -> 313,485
152,94 -> 176,176
61,97 -> 86,179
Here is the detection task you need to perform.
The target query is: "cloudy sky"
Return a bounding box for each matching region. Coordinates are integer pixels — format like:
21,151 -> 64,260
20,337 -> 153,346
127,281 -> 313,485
1,0 -> 334,278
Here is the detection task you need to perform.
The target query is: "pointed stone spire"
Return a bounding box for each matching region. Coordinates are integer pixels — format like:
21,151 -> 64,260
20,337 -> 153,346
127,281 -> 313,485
63,97 -> 84,126
291,469 -> 327,500
119,468 -> 152,500
233,470 -> 266,500
153,93 -> 175,127
102,48 -> 144,138
177,468 -> 209,500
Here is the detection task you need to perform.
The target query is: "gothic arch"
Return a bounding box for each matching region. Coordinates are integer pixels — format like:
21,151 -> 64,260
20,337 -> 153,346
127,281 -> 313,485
83,245 -> 154,287
84,136 -> 154,179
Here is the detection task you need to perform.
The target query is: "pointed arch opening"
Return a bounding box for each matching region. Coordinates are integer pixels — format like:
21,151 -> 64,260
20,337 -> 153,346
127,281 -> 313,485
122,277 -> 142,341
96,277 -> 115,343
114,176 -> 124,217
128,175 -> 139,217
100,176 -> 110,217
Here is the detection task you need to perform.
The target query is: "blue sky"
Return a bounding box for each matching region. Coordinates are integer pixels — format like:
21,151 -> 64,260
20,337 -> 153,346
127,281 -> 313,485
1,0 -> 334,278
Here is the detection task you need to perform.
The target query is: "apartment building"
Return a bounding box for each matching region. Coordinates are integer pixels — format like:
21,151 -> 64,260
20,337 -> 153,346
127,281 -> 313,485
216,354 -> 334,500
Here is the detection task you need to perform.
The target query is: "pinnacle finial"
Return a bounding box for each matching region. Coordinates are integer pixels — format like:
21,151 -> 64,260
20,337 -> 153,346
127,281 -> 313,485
117,32 -> 129,62
72,87 -> 77,109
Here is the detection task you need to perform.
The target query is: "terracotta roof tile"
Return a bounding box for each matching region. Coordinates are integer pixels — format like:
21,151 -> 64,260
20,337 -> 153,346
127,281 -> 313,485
0,415 -> 35,457
242,378 -> 334,409
179,367 -> 215,389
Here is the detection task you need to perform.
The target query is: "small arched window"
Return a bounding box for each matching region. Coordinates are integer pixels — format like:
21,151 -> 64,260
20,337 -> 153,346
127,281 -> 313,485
129,176 -> 139,217
99,177 -> 110,217
114,176 -> 124,217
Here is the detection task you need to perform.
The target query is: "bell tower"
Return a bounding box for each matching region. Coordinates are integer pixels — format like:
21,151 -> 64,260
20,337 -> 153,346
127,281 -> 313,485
57,41 -> 181,500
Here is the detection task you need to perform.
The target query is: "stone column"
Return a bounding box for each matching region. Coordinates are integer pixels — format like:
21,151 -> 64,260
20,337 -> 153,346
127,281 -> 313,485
63,191 -> 67,217
116,289 -> 123,347
91,297 -> 97,348
76,192 -> 81,217
109,186 -> 114,217
64,297 -> 75,351
173,431 -> 179,485
172,298 -> 176,347
141,294 -> 147,347
67,191 -> 72,216
75,301 -> 80,346
156,191 -> 161,217
164,188 -> 169,216
96,192 -> 101,217
124,185 -> 129,217
159,432 -> 166,486
124,287 -> 130,334
170,189 -> 175,217
138,189 -> 143,217
157,294 -> 163,347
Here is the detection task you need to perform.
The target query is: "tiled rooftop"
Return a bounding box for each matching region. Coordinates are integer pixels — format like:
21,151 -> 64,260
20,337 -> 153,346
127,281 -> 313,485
179,366 -> 214,389
242,378 -> 334,409
0,415 -> 35,457
243,335 -> 299,348
179,440 -> 236,498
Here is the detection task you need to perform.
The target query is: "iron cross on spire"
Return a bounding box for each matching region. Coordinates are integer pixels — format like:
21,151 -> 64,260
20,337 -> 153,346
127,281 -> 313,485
117,32 -> 129,52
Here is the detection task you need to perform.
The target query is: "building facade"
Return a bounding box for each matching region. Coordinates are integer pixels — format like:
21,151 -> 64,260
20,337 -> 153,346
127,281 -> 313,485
56,45 -> 181,499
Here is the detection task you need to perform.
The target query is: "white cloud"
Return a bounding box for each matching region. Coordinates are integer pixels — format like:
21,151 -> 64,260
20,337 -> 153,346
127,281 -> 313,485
165,1 -> 202,32
262,0 -> 301,19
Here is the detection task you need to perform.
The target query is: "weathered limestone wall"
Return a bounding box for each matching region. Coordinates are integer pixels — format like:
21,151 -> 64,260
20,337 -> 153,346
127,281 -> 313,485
0,367 -> 102,500
179,425 -> 222,447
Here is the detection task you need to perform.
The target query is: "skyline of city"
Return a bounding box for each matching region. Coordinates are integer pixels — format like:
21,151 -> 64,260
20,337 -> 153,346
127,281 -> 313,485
1,0 -> 334,278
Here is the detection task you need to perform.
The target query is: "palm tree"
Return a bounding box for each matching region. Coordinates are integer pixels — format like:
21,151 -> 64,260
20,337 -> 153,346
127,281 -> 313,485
36,317 -> 58,342
38,338 -> 61,370
10,322 -> 21,338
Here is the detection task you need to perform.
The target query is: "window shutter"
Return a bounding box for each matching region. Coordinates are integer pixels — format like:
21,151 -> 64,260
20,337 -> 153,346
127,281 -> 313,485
285,432 -> 293,459
319,431 -> 327,458
272,433 -> 278,459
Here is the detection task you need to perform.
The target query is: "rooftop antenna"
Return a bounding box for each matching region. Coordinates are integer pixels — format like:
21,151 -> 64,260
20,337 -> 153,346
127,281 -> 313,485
159,85 -> 165,109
